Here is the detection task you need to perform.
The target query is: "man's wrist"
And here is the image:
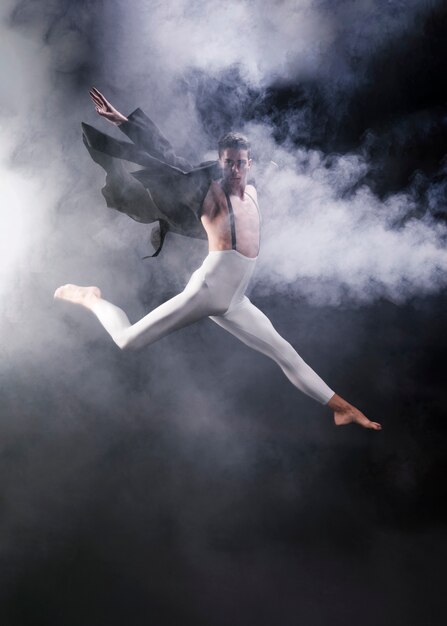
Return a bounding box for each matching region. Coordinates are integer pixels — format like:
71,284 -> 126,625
115,114 -> 129,126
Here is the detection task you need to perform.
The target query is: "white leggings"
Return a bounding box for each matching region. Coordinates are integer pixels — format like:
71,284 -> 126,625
90,250 -> 334,404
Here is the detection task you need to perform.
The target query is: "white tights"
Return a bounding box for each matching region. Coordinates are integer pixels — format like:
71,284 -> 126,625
90,250 -> 334,404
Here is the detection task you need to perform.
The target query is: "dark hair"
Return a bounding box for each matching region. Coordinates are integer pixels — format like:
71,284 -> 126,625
218,132 -> 251,158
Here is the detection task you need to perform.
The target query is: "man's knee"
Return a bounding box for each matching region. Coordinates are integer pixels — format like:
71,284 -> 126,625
113,330 -> 139,351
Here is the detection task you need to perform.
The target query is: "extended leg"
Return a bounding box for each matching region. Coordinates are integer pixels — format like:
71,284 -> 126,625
210,297 -> 381,429
54,269 -> 220,351
210,297 -> 334,404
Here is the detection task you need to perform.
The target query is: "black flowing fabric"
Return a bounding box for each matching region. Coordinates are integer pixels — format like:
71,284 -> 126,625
82,108 -> 222,256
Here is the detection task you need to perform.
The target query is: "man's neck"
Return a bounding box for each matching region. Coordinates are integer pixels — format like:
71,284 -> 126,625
223,180 -> 246,199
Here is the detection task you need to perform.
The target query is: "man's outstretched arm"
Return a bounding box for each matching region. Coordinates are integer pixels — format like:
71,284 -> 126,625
89,87 -> 192,171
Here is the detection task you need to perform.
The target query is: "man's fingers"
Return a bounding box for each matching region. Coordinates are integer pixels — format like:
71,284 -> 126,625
91,86 -> 104,98
89,91 -> 113,115
90,87 -> 109,106
89,87 -> 120,122
89,94 -> 102,108
89,90 -> 103,105
91,86 -> 113,108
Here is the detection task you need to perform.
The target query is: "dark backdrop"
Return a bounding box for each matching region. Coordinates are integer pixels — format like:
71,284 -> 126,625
0,2 -> 446,624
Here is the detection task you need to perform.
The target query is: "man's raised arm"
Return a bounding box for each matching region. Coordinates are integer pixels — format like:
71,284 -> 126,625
89,87 -> 192,171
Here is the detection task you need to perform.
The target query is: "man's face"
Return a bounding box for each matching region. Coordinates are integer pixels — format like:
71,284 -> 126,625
219,148 -> 252,188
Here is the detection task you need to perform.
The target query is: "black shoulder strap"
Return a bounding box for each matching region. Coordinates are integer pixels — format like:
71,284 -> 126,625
224,191 -> 237,250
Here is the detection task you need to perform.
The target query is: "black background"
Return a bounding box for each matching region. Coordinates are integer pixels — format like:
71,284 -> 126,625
1,2 -> 446,624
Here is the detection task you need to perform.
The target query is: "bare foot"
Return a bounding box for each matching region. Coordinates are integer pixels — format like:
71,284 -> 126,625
327,393 -> 382,430
54,284 -> 101,310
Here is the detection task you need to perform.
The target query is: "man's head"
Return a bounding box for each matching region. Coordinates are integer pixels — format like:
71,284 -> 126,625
218,132 -> 251,159
218,132 -> 252,189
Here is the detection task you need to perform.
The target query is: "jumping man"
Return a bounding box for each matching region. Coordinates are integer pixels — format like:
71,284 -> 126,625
54,89 -> 382,431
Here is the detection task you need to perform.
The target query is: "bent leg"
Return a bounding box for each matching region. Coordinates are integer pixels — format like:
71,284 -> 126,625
210,297 -> 334,404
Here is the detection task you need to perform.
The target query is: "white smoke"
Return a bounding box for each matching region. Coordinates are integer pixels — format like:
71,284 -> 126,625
0,0 -> 445,588
0,5 -> 58,308
97,0 -> 447,305
0,0 -> 445,325
247,125 -> 447,305
107,0 -> 434,88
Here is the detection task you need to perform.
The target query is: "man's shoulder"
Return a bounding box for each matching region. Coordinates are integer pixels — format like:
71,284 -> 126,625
201,180 -> 226,219
246,183 -> 258,197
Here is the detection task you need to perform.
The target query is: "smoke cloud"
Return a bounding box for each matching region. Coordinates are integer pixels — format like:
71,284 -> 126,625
1,0 -> 445,320
1,2 -> 446,624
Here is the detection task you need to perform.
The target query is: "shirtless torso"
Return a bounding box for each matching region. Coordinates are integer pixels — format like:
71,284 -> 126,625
201,182 -> 260,258
201,147 -> 260,259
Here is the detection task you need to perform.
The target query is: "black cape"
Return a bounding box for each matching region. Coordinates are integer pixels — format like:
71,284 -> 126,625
82,108 -> 222,256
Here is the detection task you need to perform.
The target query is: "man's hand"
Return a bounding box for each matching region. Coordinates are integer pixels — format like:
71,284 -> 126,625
89,87 -> 128,125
